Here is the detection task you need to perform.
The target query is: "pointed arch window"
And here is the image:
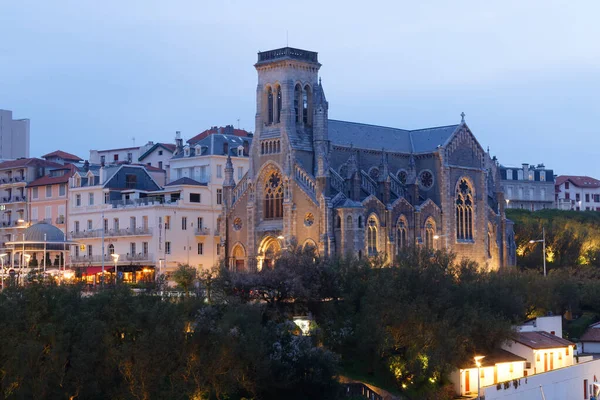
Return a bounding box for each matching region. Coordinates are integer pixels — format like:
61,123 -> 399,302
303,85 -> 312,125
267,87 -> 274,124
346,215 -> 353,229
276,86 -> 282,123
397,217 -> 407,254
425,220 -> 435,250
367,216 -> 378,256
264,171 -> 283,220
294,84 -> 301,123
456,179 -> 474,241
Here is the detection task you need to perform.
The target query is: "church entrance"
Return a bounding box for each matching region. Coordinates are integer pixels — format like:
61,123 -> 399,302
257,236 -> 282,271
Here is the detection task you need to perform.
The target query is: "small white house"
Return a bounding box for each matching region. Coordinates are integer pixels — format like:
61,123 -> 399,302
502,331 -> 575,376
579,322 -> 600,354
517,316 -> 563,338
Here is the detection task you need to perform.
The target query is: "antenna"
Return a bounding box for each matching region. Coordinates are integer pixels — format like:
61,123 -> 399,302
237,118 -> 240,129
132,136 -> 136,146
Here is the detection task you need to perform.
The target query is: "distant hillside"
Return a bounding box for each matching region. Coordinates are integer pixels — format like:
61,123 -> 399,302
507,209 -> 600,269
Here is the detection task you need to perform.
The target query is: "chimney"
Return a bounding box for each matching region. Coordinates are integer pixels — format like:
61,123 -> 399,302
84,160 -> 90,172
175,131 -> 183,153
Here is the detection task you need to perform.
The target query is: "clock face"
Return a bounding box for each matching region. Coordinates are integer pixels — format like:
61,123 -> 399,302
233,217 -> 243,231
304,213 -> 314,227
419,170 -> 434,190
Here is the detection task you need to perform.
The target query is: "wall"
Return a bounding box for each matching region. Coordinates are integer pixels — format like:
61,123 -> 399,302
582,341 -> 600,354
0,110 -> 30,159
517,316 -> 563,337
483,359 -> 600,400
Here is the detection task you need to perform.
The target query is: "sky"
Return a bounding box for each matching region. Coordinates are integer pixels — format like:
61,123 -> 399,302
1,0 -> 599,176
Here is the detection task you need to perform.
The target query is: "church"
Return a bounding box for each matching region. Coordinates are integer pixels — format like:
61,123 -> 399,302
219,47 -> 516,271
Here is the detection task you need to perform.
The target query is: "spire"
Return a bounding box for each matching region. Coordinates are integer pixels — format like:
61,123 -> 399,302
223,153 -> 235,187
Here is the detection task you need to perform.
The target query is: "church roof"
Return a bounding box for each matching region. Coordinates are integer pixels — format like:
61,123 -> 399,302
328,119 -> 460,153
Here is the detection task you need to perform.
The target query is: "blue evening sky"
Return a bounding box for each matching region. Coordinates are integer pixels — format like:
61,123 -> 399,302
1,1 -> 599,176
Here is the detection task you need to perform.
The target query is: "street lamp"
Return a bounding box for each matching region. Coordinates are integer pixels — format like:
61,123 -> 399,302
505,198 -> 510,209
474,355 -> 485,399
111,254 -> 120,284
0,253 -> 6,290
157,258 -> 164,282
433,234 -> 449,249
529,226 -> 546,277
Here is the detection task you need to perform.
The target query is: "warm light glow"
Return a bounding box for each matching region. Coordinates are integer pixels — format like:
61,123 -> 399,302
63,271 -> 74,279
23,254 -> 31,262
293,317 -> 311,336
111,254 -> 120,262
433,235 -> 440,240
0,253 -> 7,258
142,268 -> 152,273
277,235 -> 285,240
474,355 -> 485,368
17,219 -> 24,223
529,240 -> 535,244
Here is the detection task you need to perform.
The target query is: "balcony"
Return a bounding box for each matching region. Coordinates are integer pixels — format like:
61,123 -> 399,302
110,198 -> 180,209
71,227 -> 153,239
56,216 -> 65,224
195,227 -> 210,236
71,253 -> 154,264
0,176 -> 26,185
1,196 -> 26,203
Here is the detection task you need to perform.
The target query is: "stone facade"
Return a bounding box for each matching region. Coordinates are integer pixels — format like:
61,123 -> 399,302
220,47 -> 515,271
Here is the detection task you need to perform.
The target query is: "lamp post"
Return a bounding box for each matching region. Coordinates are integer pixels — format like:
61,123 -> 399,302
158,258 -> 164,282
111,254 -> 120,285
474,355 -> 485,399
0,253 -> 6,290
529,226 -> 546,277
433,234 -> 449,250
505,198 -> 510,209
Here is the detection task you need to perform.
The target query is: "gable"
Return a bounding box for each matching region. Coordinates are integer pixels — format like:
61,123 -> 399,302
444,125 -> 485,169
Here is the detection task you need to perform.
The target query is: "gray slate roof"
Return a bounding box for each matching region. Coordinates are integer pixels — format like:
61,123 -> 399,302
165,177 -> 207,187
328,119 -> 459,153
173,134 -> 251,159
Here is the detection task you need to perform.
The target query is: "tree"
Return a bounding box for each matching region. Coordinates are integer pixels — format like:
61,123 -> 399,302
172,264 -> 197,297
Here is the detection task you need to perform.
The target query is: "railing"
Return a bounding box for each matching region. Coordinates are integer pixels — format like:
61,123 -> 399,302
295,164 -> 316,196
257,47 -> 318,63
195,227 -> 210,235
389,173 -> 404,198
56,216 -> 65,224
344,383 -> 383,400
71,227 -> 153,239
360,171 -> 377,196
110,198 -> 180,208
125,253 -> 154,262
71,255 -> 112,263
72,253 -> 154,263
1,196 -> 26,203
232,172 -> 249,205
330,168 -> 344,193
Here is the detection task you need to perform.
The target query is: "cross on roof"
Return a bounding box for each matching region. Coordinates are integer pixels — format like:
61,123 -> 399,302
460,112 -> 465,123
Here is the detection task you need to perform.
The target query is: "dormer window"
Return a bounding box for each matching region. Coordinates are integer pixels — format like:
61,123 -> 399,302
237,146 -> 244,157
184,147 -> 190,157
194,145 -> 201,156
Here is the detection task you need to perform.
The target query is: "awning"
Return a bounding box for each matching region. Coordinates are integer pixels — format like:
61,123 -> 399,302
79,266 -> 114,274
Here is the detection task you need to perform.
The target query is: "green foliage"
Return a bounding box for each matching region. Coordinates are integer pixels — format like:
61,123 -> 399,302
172,263 -> 197,296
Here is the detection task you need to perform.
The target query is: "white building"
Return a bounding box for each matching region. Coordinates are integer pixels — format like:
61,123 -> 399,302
555,175 -> 600,211
0,109 -> 30,159
68,164 -> 219,284
500,163 -> 555,211
517,315 -> 563,338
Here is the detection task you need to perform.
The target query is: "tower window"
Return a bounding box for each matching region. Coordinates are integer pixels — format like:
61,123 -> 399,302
397,217 -> 407,254
276,85 -> 282,123
267,86 -> 274,124
294,84 -> 301,123
456,179 -> 474,241
264,171 -> 283,219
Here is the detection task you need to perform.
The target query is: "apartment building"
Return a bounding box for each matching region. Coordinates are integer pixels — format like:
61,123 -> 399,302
500,163 -> 555,211
0,158 -> 60,250
555,175 -> 600,211
0,109 -> 30,159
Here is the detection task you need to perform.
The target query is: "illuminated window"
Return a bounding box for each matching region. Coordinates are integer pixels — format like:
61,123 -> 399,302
264,171 -> 283,219
425,220 -> 435,250
397,217 -> 407,254
480,369 -> 485,378
367,216 -> 378,256
456,179 -> 474,241
509,363 -> 513,373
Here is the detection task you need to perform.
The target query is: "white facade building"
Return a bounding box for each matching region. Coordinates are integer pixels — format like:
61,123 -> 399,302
0,109 -> 30,159
555,175 -> 600,211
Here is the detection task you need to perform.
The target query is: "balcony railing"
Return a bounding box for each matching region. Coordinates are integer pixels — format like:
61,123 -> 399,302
71,253 -> 154,264
71,227 -> 153,239
0,196 -> 26,203
56,216 -> 65,224
109,198 -> 181,208
195,227 -> 210,236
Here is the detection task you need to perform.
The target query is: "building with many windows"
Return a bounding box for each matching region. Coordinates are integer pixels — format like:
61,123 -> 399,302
67,164 -> 219,283
555,175 -> 600,211
500,163 -> 555,211
220,47 -> 516,271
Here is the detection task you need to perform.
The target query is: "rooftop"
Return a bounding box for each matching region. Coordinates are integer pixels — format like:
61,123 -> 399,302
165,177 -> 207,187
459,349 -> 526,369
187,125 -> 252,145
556,175 -> 600,189
256,47 -> 319,65
512,331 -> 574,349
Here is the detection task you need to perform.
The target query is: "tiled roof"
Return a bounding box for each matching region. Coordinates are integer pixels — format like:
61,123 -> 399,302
41,150 -> 83,161
187,126 -> 252,144
512,331 -> 574,349
555,175 -> 600,189
328,119 -> 460,153
132,163 -> 166,172
165,177 -> 207,187
0,158 -> 62,170
459,349 -> 526,369
27,164 -> 77,187
580,324 -> 600,343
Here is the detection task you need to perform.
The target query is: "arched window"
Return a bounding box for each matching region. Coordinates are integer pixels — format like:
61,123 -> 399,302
303,85 -> 312,125
346,215 -> 353,229
456,179 -> 474,241
487,224 -> 493,258
397,217 -> 407,254
358,216 -> 363,228
276,86 -> 282,123
264,171 -> 283,219
425,220 -> 435,250
336,216 -> 341,229
367,216 -> 378,256
267,87 -> 274,124
108,244 -> 115,255
294,84 -> 302,123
